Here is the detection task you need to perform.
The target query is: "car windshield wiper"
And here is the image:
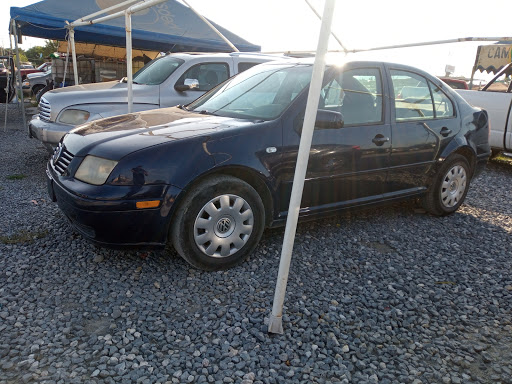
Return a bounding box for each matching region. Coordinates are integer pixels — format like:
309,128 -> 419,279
197,110 -> 217,116
176,104 -> 189,111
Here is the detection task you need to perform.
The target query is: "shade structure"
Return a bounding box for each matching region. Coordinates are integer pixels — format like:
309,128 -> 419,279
10,0 -> 261,53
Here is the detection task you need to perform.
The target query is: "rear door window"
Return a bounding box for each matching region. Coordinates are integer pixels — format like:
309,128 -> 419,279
391,70 -> 434,120
238,62 -> 260,73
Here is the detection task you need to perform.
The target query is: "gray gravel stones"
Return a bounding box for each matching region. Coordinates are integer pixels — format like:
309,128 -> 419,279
1,106 -> 512,383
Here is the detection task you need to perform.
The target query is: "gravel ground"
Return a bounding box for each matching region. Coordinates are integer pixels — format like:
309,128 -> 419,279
1,104 -> 512,384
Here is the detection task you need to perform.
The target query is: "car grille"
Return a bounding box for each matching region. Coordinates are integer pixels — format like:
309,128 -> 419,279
39,97 -> 51,121
51,143 -> 74,176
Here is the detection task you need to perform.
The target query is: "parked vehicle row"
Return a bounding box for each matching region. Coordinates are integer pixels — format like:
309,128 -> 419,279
19,62 -> 50,80
22,66 -> 52,97
29,52 -> 286,153
45,59 -> 491,270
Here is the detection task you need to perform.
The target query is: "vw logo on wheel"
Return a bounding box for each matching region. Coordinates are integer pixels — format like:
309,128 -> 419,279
216,218 -> 232,234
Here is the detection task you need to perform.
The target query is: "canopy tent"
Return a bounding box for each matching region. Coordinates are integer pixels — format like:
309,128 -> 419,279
9,0 -> 261,53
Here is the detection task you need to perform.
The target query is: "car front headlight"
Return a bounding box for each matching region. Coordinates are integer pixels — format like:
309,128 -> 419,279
22,81 -> 30,87
75,155 -> 118,185
58,109 -> 91,125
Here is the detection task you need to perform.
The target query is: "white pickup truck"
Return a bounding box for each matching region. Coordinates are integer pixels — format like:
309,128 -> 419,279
457,62 -> 512,157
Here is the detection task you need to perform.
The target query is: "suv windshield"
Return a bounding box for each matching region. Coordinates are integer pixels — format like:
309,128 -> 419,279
132,56 -> 184,85
188,63 -> 313,120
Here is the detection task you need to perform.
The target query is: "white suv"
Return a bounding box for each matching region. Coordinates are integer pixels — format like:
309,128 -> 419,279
29,52 -> 286,153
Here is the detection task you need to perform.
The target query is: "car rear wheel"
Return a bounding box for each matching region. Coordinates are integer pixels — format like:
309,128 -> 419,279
170,175 -> 265,271
422,154 -> 471,216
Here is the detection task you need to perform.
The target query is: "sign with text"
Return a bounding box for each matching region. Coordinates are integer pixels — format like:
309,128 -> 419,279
475,45 -> 512,74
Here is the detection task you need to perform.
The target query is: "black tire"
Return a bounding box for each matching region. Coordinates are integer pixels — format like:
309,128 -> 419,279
422,154 -> 471,216
490,149 -> 501,159
31,84 -> 44,97
170,175 -> 265,271
36,87 -> 49,104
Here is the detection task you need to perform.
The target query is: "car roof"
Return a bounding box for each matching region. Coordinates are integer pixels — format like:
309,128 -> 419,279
164,52 -> 294,61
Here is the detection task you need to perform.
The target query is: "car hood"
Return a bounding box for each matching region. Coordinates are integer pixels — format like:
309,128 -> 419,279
27,71 -> 49,79
43,81 -> 160,113
63,107 -> 256,160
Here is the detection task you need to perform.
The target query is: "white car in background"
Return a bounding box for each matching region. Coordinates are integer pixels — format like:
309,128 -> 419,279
457,62 -> 512,157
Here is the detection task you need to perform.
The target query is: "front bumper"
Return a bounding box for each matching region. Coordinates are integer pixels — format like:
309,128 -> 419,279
47,164 -> 182,248
29,115 -> 72,153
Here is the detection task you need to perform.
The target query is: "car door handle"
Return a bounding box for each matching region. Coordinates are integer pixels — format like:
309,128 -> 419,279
440,127 -> 452,137
372,134 -> 390,146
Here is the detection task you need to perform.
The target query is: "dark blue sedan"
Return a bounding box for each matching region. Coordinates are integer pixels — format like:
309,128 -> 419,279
46,60 -> 490,270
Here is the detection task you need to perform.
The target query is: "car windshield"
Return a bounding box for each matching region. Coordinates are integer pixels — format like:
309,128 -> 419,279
188,63 -> 313,120
132,56 -> 184,85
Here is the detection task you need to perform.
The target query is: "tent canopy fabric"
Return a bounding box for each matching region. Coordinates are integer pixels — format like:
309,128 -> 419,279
10,0 -> 261,53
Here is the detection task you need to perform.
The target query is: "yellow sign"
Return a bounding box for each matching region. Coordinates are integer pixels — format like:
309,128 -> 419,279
475,45 -> 512,73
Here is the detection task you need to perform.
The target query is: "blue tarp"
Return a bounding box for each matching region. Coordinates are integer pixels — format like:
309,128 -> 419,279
10,0 -> 260,53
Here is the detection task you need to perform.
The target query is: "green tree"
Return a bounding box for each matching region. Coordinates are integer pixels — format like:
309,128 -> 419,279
22,40 -> 59,65
25,46 -> 45,64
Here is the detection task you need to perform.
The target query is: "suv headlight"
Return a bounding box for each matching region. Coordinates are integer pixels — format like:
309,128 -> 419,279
75,156 -> 118,185
58,109 -> 91,125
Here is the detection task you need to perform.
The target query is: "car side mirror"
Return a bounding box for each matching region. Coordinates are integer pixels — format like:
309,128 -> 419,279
175,78 -> 199,92
315,109 -> 344,129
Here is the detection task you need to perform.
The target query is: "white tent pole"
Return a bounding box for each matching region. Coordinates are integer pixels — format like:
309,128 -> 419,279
181,0 -> 239,52
69,0 -> 167,28
63,35 -> 71,87
305,0 -> 347,53
265,37 -> 512,57
125,10 -> 133,113
4,33 -> 13,132
11,20 -> 26,130
344,37 -> 512,53
69,28 -> 79,85
268,0 -> 336,335
72,0 -> 140,24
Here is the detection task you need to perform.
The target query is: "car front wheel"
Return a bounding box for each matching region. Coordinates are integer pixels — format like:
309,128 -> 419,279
422,154 -> 471,216
170,175 -> 265,271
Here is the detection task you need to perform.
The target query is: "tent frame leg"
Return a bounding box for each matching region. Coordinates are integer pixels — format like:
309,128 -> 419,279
267,0 -> 336,335
11,20 -> 26,131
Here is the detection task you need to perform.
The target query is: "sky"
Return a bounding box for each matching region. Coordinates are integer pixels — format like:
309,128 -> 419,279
3,0 -> 511,82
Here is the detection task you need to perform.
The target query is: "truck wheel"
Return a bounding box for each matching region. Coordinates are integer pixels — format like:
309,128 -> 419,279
422,154 -> 471,216
490,149 -> 501,159
171,175 -> 265,271
31,85 -> 44,97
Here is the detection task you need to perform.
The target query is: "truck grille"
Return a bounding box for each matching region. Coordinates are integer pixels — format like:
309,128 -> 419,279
51,143 -> 74,176
39,97 -> 51,121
